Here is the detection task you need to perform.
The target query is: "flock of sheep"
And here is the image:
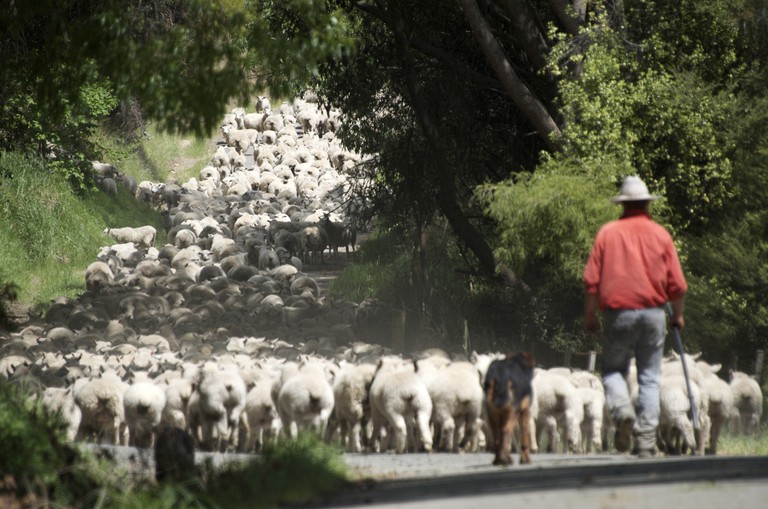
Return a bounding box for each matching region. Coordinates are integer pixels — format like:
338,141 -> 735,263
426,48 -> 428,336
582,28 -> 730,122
0,93 -> 764,463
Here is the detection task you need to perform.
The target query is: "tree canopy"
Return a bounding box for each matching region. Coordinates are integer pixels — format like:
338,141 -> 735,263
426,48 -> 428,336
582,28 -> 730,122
2,0 -> 768,366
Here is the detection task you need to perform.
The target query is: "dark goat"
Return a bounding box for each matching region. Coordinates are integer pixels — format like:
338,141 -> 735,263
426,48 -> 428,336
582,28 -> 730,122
320,213 -> 357,257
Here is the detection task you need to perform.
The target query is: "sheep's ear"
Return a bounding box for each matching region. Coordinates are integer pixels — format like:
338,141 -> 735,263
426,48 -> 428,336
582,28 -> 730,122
711,363 -> 722,373
691,352 -> 702,360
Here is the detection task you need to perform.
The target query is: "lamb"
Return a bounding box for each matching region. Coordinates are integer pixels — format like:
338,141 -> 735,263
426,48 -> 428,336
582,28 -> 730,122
211,145 -> 231,168
368,356 -> 433,453
96,176 -> 118,197
123,374 -> 167,448
576,386 -> 604,453
729,370 -> 763,435
327,362 -> 377,452
103,225 -> 157,249
256,95 -> 272,114
192,364 -> 248,452
276,359 -> 336,439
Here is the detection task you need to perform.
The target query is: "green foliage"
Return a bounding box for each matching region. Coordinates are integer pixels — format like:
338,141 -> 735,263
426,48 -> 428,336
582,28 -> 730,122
0,381 -> 118,506
550,18 -> 734,232
245,0 -> 357,98
330,227 -> 409,303
204,433 -> 348,508
478,164 -> 618,283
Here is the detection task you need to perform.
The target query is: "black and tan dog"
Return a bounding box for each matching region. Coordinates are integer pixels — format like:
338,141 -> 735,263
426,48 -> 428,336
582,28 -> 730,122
484,352 -> 535,466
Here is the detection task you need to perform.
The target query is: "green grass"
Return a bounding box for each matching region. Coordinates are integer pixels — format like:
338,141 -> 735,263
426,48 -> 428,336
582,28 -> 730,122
94,123 -> 216,185
716,428 -> 768,456
0,151 -> 167,310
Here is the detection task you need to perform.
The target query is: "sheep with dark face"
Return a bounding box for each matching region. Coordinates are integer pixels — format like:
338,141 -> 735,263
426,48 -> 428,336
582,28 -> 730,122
320,213 -> 356,257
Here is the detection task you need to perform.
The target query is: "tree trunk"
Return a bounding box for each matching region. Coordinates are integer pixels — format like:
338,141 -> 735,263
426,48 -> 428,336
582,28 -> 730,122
460,0 -> 562,150
388,3 -> 520,286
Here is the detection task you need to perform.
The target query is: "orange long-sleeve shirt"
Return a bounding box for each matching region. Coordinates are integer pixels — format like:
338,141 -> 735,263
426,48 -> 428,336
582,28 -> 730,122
583,210 -> 687,310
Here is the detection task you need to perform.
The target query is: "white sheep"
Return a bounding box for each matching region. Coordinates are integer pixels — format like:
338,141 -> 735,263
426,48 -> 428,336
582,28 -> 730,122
419,359 -> 483,452
695,360 -> 733,454
368,356 -> 433,453
123,375 -> 167,448
40,386 -> 82,441
221,124 -> 252,154
658,374 -> 705,455
192,364 -> 248,452
327,362 -> 377,452
531,368 -> 582,454
85,260 -> 114,294
276,359 -> 335,439
211,145 -> 231,168
74,371 -> 128,445
103,225 -> 157,249
244,369 -> 282,452
729,370 -> 763,435
576,386 -> 604,453
91,160 -> 118,178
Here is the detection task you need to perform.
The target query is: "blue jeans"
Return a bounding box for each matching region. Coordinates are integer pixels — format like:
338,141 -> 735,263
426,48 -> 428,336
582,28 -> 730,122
600,307 -> 666,441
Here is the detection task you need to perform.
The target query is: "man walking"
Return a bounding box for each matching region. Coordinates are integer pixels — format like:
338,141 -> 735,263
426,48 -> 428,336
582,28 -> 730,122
583,176 -> 687,457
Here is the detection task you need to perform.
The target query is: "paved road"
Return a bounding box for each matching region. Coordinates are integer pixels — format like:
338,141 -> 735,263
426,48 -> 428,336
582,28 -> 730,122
86,444 -> 768,508
316,453 -> 768,508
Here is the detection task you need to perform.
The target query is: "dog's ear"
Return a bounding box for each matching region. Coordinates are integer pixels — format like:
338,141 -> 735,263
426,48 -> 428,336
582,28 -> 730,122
520,351 -> 536,369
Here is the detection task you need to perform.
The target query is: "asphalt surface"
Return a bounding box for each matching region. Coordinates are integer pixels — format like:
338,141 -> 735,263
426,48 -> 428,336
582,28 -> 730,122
84,444 -> 768,508
318,453 -> 768,508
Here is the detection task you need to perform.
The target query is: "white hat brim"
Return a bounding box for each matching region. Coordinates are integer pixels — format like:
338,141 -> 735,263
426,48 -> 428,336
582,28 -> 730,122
611,194 -> 659,203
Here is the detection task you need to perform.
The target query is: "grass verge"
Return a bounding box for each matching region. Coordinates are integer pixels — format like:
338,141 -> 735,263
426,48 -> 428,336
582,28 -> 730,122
0,151 -> 165,312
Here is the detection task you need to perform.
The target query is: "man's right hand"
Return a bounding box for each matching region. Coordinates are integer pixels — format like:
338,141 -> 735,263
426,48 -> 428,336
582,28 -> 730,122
584,312 -> 600,335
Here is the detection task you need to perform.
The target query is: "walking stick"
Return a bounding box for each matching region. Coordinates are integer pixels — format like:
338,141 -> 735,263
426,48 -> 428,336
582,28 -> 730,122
664,302 -> 702,454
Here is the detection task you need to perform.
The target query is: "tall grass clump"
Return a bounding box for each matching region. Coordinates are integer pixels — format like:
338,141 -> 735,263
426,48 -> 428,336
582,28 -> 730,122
716,428 -> 768,456
0,151 -> 164,309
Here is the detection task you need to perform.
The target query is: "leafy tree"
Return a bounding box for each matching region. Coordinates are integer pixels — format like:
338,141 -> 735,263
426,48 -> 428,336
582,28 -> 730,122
0,0 -> 355,185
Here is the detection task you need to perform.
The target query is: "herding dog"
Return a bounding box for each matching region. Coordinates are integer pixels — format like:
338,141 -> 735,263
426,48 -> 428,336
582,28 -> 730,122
484,352 -> 535,466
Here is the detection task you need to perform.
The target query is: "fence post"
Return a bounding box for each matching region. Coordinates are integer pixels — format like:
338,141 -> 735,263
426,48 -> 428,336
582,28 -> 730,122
587,351 -> 597,373
755,349 -> 765,379
462,319 -> 470,358
563,351 -> 572,368
730,353 -> 739,373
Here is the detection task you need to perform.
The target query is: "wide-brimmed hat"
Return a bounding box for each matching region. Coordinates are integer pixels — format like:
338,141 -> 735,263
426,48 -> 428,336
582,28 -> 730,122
611,176 -> 659,203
